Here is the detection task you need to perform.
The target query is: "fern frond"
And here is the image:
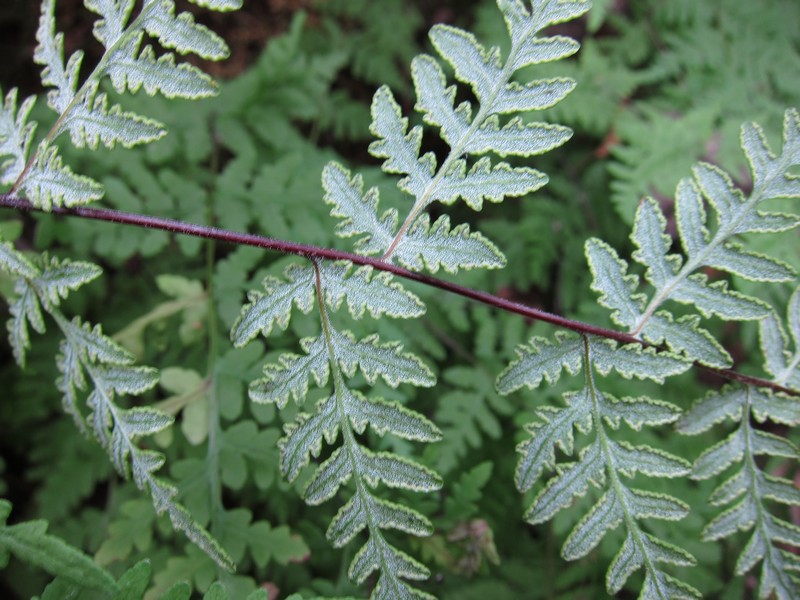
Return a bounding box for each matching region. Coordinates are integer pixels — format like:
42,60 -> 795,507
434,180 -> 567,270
498,335 -> 699,596
246,262 -> 440,598
680,386 -> 800,599
249,336 -> 329,408
360,0 -> 586,271
6,0 -> 236,209
678,290 -> 800,599
0,239 -> 232,570
586,109 -> 799,366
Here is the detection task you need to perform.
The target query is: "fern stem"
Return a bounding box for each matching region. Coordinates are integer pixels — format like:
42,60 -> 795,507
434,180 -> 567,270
205,125 -> 225,551
0,194 -> 795,398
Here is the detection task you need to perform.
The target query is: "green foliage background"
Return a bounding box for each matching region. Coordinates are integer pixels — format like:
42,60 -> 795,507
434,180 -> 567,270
0,0 -> 798,598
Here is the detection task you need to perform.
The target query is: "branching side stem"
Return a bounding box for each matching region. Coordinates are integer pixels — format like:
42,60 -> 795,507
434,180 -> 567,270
0,194 -> 795,398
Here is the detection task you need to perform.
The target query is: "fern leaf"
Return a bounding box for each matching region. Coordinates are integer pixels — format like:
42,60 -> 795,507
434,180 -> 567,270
642,312 -> 731,368
561,490 -> 621,560
691,430 -> 745,480
4,257 -> 104,367
368,86 -> 435,202
331,329 -> 435,388
303,447 -> 350,505
368,497 -> 434,539
34,0 -> 81,113
0,88 -> 37,185
143,0 -> 229,60
60,318 -> 133,365
501,333 -> 699,595
395,213 -> 505,273
429,24 -> 574,113
326,494 -> 368,547
0,238 -> 38,279
742,108 -> 800,201
704,242 -> 795,283
588,338 -> 692,382
683,378 -> 800,597
610,439 -> 690,478
47,311 -> 233,570
526,442 -> 605,524
249,336 -> 329,407
628,488 -> 690,521
21,144 -> 104,209
496,331 -> 583,393
630,196 -> 772,317
359,450 -> 441,492
32,255 -> 103,306
599,395 -> 683,431
187,0 -> 243,11
230,263 -> 315,347
703,497 -> 757,540
636,540 -> 699,599
674,177 -> 710,260
327,496 -> 433,548
322,161 -> 396,254
320,262 -> 425,319
693,163 -> 745,226
251,330 -> 433,402
413,54 -> 570,156
62,82 -> 166,149
324,163 -> 504,271
515,399 -> 589,491
676,386 -> 748,435
8,284 -> 45,366
279,395 -> 339,481
585,238 -> 645,329
759,288 -> 800,388
349,536 -> 432,593
436,158 -> 549,211
346,393 -> 441,442
84,0 -> 134,48
107,34 -> 217,99
631,197 -> 682,289
608,533 -> 698,597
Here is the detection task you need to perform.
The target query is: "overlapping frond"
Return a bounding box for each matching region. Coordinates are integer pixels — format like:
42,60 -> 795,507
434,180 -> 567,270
234,260 -> 439,597
497,335 -> 699,597
0,238 -> 232,570
677,288 -> 800,599
323,0 -> 586,273
0,0 -> 235,210
587,109 -> 799,367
